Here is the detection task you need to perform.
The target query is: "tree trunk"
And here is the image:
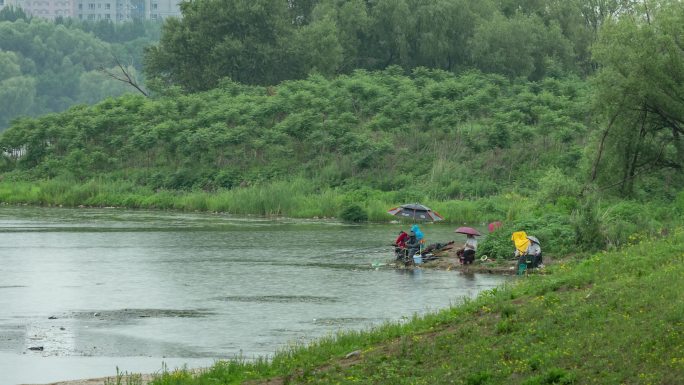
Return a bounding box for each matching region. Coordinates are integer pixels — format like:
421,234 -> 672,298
590,111 -> 619,182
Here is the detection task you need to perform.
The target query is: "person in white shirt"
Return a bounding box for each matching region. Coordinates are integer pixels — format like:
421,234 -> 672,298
461,234 -> 477,264
515,236 -> 542,268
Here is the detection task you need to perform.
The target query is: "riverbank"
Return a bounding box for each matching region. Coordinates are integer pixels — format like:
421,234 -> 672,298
392,246 -> 554,275
40,229 -> 684,385
0,179 -> 518,224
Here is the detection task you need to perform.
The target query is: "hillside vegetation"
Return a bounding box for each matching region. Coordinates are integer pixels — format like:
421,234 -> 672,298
0,70 -> 588,195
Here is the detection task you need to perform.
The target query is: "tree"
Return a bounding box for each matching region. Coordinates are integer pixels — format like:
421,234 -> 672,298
470,13 -> 540,79
0,51 -> 21,81
365,0 -> 411,69
0,6 -> 30,22
591,0 -> 684,195
289,16 -> 343,77
0,76 -> 36,129
144,0 -> 293,91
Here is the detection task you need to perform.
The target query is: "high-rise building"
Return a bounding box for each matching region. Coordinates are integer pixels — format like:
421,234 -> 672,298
143,0 -> 179,21
1,0 -> 181,21
3,0 -> 75,21
75,0 -> 134,22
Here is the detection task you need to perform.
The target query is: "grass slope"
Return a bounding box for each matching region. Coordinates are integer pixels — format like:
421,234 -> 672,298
141,230 -> 684,385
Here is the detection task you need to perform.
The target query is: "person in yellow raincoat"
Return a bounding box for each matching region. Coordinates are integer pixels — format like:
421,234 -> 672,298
512,231 -> 542,273
512,231 -> 531,274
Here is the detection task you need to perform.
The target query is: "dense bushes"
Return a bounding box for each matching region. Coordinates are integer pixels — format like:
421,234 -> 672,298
0,69 -> 590,203
339,204 -> 368,223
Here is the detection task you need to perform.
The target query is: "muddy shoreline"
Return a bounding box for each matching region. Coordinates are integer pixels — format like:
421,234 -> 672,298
391,247 -> 543,275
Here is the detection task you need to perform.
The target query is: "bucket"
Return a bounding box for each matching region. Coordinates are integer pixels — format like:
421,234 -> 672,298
413,254 -> 423,265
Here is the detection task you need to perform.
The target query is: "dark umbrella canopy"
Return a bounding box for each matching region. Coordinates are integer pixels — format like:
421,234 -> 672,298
387,203 -> 444,222
454,226 -> 481,236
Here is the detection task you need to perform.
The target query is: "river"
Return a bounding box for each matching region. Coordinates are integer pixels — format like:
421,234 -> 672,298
0,207 -> 507,385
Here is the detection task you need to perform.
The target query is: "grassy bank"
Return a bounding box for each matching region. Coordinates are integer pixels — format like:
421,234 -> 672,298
0,178 -> 523,223
110,229 -> 684,385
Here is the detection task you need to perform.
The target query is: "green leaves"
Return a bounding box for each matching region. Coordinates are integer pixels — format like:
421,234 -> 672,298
591,0 -> 684,196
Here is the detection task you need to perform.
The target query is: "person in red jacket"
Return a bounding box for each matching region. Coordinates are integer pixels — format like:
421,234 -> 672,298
394,230 -> 409,261
395,230 -> 409,248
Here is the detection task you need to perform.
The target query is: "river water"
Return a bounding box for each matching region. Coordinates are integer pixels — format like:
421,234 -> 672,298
0,207 -> 506,385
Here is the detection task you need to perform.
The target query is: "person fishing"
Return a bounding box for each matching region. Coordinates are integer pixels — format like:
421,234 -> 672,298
462,234 -> 477,264
525,236 -> 543,268
410,224 -> 425,252
405,231 -> 421,263
512,231 -> 542,273
394,230 -> 408,248
393,230 -> 409,260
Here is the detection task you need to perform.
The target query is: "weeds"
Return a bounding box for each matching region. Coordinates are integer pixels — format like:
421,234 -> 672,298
103,367 -> 143,385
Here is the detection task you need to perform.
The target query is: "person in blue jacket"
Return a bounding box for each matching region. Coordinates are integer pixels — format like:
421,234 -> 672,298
410,224 -> 424,251
410,224 -> 424,240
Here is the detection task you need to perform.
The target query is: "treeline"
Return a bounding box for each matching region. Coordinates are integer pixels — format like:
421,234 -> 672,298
144,0 -> 632,92
0,8 -> 160,130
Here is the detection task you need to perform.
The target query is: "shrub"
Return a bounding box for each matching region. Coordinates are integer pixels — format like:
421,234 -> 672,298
339,204 -> 368,222
478,225 -> 515,260
572,201 -> 605,251
478,212 -> 575,259
340,204 -> 368,222
535,167 -> 581,205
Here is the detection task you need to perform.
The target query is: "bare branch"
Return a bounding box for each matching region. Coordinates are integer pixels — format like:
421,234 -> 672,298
99,55 -> 148,97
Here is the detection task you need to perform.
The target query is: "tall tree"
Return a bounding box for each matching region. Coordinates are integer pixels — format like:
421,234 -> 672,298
144,0 -> 293,91
591,0 -> 684,195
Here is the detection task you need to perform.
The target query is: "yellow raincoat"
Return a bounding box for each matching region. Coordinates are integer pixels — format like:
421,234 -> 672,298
512,231 -> 530,255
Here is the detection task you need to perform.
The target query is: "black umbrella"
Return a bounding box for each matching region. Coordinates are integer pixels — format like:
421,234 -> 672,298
387,203 -> 444,222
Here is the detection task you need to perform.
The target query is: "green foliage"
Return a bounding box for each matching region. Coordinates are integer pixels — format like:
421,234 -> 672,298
522,368 -> 576,385
572,200 -> 605,251
144,0 -> 601,91
677,190 -> 684,214
591,1 -> 684,196
477,225 -> 515,260
0,5 -> 29,22
0,18 -> 158,130
535,167 -> 581,206
339,204 -> 368,223
0,70 -> 591,201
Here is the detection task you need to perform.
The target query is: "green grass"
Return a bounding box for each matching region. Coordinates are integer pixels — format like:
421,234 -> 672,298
138,229 -> 684,384
0,179 -> 513,223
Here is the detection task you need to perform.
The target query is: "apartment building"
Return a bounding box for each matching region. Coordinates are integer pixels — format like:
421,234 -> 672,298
143,0 -> 178,20
75,0 -> 142,22
2,0 -> 74,20
1,0 -> 180,21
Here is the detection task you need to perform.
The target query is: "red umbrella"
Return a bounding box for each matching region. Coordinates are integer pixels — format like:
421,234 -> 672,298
454,226 -> 481,236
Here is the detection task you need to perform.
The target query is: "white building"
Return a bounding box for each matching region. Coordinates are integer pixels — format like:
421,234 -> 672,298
143,0 -> 179,21
3,0 -> 75,20
1,0 -> 181,21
